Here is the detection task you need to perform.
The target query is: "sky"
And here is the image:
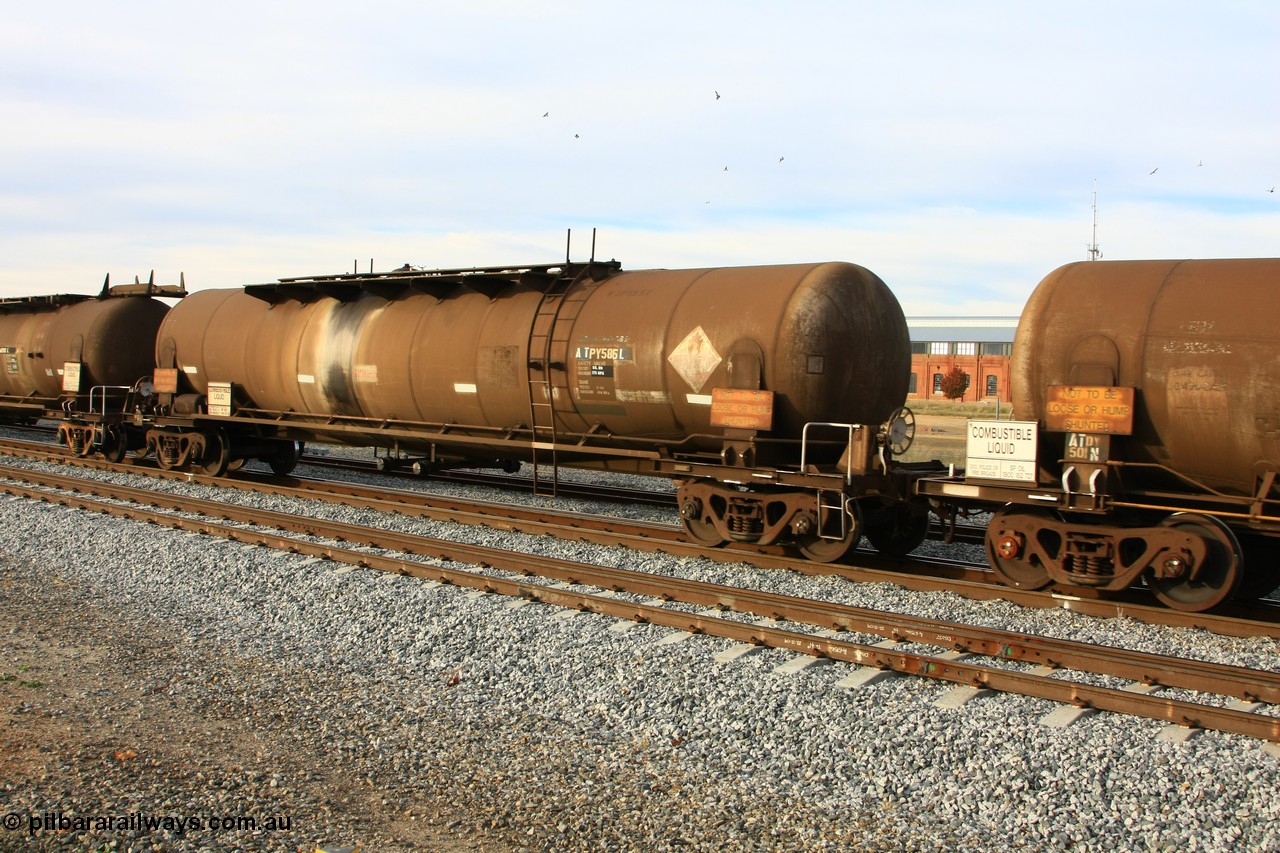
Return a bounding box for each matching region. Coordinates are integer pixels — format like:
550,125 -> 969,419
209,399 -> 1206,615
1,1 -> 1276,314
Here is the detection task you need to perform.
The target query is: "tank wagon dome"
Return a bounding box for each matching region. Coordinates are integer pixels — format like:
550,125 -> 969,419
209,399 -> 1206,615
1012,257 -> 1280,495
155,260 -> 910,457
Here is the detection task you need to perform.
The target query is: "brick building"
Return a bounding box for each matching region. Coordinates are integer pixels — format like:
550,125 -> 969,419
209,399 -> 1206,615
905,317 -> 1019,404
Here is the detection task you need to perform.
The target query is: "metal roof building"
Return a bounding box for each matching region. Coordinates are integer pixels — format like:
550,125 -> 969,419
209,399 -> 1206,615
905,316 -> 1019,344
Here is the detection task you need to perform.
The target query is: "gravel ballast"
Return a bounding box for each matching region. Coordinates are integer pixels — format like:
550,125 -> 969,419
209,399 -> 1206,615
1,455 -> 1279,852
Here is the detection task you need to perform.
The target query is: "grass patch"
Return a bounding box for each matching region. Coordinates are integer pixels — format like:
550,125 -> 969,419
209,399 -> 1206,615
906,399 -> 1018,419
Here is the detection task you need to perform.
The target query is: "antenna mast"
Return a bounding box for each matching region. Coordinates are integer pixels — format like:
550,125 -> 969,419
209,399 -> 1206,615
1087,179 -> 1103,261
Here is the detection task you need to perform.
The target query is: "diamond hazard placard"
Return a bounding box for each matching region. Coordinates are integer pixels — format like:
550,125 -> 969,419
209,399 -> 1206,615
667,326 -> 722,393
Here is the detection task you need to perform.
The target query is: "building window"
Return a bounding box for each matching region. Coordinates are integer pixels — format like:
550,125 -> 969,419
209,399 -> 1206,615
980,342 -> 1012,356
928,341 -> 950,356
907,373 -> 918,394
986,374 -> 999,396
910,342 -> 929,355
956,341 -> 976,356
932,373 -> 944,394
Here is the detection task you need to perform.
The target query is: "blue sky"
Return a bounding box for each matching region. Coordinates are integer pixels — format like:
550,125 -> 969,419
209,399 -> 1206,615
2,1 -> 1276,313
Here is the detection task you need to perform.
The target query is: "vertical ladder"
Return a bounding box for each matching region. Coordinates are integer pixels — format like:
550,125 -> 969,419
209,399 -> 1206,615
526,268 -> 599,495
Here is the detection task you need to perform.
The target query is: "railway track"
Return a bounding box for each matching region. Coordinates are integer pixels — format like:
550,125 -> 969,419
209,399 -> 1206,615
301,450 -> 993,545
2,434 -> 1279,637
2,461 -> 1279,744
301,450 -> 681,508
10,437 -> 1280,639
0,427 -> 991,540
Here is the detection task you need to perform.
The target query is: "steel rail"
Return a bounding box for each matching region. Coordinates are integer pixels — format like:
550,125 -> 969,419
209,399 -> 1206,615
3,466 -> 1279,742
298,453 -> 679,507
2,442 -> 1279,639
300,453 -> 993,544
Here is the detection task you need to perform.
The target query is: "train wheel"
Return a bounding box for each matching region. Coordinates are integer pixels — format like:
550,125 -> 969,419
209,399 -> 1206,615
1236,536 -> 1280,600
101,426 -> 128,464
199,429 -> 230,476
985,508 -> 1053,589
863,502 -> 931,556
681,515 -> 725,548
268,440 -> 304,476
798,494 -> 860,560
797,527 -> 859,563
678,492 -> 726,548
1146,513 -> 1242,611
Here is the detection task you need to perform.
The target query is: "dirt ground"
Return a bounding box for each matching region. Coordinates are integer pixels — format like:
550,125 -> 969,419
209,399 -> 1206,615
0,564 -> 496,852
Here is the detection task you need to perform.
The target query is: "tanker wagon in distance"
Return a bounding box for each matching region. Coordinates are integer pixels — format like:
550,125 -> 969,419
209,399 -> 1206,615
0,273 -> 186,459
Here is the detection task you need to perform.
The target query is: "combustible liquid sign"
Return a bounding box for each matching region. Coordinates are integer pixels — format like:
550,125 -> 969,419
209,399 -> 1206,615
207,382 -> 233,417
965,420 -> 1038,482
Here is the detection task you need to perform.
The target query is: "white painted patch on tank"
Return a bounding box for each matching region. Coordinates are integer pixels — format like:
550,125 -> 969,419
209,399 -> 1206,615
298,374 -> 315,384
454,383 -> 478,394
616,390 -> 671,404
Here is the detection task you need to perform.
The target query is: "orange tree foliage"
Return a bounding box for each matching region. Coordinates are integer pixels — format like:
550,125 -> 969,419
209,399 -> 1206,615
940,365 -> 969,400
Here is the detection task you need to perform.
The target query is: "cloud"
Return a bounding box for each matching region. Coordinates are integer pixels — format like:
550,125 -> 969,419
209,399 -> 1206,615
0,1 -> 1276,313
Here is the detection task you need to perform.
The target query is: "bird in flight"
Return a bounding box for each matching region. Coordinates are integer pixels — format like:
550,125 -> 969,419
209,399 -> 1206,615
1149,167 -> 1158,175
542,112 -> 549,117
715,90 -> 721,100
779,156 -> 784,163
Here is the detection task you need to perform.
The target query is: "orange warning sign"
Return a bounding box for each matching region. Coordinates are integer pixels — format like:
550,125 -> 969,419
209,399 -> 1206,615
710,388 -> 774,430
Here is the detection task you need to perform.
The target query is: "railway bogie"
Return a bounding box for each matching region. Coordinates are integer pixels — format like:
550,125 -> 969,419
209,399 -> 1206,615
143,419 -> 304,477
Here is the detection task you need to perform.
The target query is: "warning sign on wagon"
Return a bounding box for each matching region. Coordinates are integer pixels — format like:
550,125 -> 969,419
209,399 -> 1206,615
710,388 -> 774,430
207,382 -> 233,417
1044,386 -> 1134,434
61,361 -> 82,393
965,420 -> 1038,482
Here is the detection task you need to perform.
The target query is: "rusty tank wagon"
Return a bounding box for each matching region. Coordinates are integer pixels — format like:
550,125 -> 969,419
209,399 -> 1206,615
146,258 -> 933,561
0,274 -> 186,459
920,258 -> 1280,611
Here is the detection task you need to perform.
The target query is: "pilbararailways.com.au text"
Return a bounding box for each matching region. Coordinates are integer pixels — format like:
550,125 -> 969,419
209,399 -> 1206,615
5,810 -> 293,837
